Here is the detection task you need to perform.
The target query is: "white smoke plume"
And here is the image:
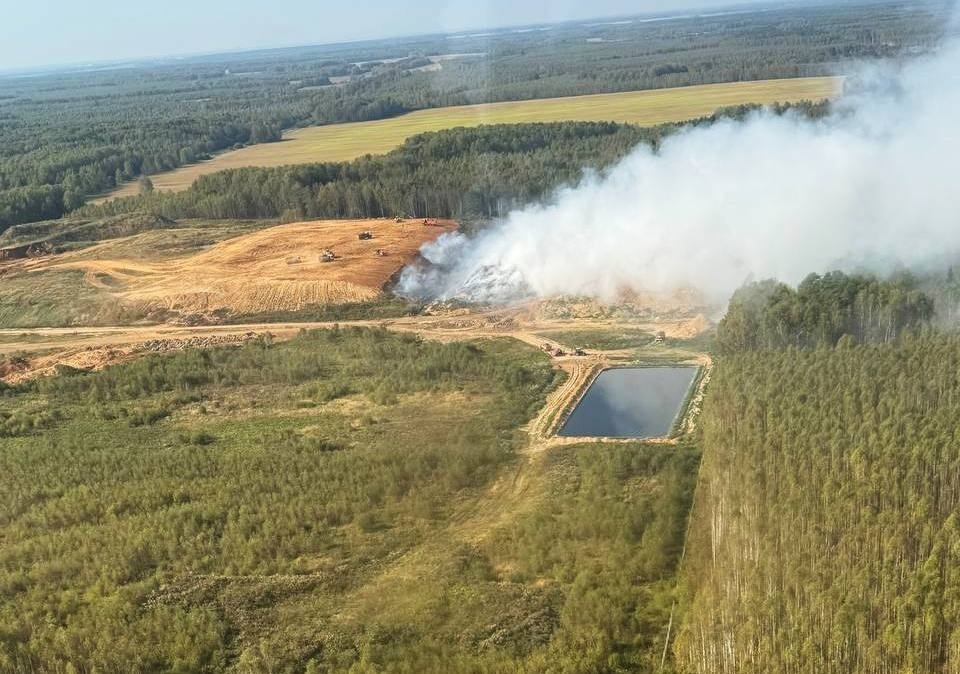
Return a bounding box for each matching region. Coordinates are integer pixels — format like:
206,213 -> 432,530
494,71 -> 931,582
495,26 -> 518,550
398,41 -> 960,305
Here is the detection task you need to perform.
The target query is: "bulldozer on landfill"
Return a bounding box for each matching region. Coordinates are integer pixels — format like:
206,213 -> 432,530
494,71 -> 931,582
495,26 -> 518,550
320,249 -> 335,263
358,230 -> 373,240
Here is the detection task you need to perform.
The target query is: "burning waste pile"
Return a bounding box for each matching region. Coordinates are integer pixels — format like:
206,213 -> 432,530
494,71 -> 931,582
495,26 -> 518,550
398,42 -> 960,307
398,231 -> 535,305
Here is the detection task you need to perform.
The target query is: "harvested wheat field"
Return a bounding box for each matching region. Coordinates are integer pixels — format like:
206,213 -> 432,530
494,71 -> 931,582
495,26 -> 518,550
98,76 -> 842,200
10,219 -> 456,320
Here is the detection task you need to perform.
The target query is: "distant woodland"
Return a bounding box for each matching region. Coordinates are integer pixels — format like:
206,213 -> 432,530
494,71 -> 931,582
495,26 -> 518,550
82,103 -> 828,223
0,0 -> 950,228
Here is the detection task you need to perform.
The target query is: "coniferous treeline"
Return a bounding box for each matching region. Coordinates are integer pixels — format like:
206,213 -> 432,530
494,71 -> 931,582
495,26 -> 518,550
80,104 -> 827,223
716,271 -> 934,353
676,334 -> 960,674
78,122 -> 672,221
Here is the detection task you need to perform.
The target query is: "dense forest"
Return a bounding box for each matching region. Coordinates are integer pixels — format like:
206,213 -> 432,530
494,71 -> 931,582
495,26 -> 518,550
79,122 -> 684,222
676,334 -> 960,673
673,269 -> 959,673
0,0 -> 950,228
81,103 -> 828,223
716,271 -> 934,352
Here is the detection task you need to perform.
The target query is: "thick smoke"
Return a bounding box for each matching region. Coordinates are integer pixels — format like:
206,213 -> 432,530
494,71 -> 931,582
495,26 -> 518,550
398,42 -> 960,305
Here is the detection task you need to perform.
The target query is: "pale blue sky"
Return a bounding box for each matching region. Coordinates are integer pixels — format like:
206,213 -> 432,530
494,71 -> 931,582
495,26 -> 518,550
1,0 -> 786,70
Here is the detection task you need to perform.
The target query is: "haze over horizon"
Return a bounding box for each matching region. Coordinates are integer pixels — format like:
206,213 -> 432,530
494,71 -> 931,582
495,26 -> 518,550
2,0 -> 803,71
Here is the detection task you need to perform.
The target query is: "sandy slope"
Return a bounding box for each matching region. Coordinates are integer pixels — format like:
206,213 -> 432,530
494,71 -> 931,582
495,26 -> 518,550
11,219 -> 456,317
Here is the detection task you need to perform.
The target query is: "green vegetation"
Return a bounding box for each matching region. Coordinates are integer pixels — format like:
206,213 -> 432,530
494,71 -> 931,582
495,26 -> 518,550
1,329 -> 558,670
0,269 -> 131,327
482,442 -> 700,672
676,334 -> 960,673
540,327 -> 654,350
226,298 -> 420,324
632,334 -> 714,366
717,271 -> 934,353
0,0 -> 946,227
102,77 -> 840,197
80,121 -> 693,221
81,108 -> 826,223
0,327 -> 699,672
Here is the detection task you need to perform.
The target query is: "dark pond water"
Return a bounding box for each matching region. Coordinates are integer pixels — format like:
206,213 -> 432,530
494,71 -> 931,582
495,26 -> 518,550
559,367 -> 698,438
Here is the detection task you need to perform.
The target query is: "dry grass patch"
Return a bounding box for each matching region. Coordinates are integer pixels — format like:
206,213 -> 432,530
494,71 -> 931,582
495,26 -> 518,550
99,77 -> 842,199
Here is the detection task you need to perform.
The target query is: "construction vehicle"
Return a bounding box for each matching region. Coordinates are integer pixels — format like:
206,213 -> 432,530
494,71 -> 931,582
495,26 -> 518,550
374,248 -> 387,257
574,347 -> 586,356
358,230 -> 373,240
25,242 -> 54,258
320,249 -> 335,263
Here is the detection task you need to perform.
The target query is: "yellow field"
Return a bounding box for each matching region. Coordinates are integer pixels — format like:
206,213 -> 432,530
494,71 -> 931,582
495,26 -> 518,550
101,76 -> 841,200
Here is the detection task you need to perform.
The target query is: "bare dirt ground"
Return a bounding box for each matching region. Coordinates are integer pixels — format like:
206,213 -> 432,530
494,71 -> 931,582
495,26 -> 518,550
0,219 -> 713,444
0,305 -> 714,446
0,311 -> 707,360
5,218 -> 455,319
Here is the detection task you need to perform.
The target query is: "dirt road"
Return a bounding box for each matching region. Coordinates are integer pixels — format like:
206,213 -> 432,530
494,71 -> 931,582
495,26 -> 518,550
0,311 -> 706,355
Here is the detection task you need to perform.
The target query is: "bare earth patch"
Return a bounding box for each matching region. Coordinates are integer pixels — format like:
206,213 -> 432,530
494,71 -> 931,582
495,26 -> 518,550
7,218 -> 456,320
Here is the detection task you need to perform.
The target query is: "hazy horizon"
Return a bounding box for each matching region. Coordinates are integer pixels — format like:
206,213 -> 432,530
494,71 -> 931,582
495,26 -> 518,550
2,0 -> 807,72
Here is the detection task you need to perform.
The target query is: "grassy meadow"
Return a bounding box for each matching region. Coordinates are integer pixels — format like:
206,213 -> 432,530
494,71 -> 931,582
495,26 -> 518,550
0,220 -> 275,328
102,77 -> 841,198
539,328 -> 655,351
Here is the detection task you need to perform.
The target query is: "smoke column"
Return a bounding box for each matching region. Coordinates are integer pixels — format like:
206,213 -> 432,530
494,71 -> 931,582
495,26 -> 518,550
398,42 -> 960,305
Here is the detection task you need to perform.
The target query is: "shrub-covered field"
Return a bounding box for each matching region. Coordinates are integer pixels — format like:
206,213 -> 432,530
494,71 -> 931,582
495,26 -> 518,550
0,327 -> 697,672
539,328 -> 655,351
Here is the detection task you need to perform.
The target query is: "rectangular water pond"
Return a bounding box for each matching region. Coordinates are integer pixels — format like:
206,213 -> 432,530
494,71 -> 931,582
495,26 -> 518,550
559,366 -> 698,439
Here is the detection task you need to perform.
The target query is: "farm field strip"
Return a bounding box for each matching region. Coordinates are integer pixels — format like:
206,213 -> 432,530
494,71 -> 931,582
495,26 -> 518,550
99,76 -> 842,199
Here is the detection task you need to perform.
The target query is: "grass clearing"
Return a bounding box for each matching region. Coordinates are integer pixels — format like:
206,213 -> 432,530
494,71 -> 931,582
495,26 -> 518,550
62,220 -> 272,261
100,77 -> 842,199
540,327 -> 655,350
0,269 -> 134,328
